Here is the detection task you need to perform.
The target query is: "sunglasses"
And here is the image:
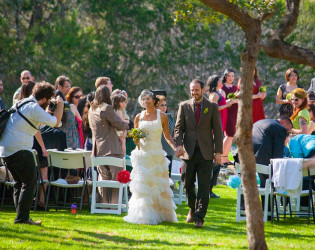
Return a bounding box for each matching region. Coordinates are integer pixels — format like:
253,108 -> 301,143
73,95 -> 82,99
22,77 -> 30,80
160,104 -> 167,107
290,98 -> 299,102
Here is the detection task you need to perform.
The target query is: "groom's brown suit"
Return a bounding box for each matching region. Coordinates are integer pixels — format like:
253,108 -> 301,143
174,97 -> 223,223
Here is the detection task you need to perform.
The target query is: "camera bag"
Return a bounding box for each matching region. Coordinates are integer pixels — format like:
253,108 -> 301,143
0,100 -> 38,137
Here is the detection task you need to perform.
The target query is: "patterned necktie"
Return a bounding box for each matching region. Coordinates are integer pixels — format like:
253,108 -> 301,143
195,103 -> 201,125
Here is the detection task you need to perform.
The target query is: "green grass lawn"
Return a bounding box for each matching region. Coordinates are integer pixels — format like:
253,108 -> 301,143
0,185 -> 314,249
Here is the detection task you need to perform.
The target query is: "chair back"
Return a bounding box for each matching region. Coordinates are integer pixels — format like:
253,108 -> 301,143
48,150 -> 86,170
91,156 -> 126,181
256,164 -> 271,176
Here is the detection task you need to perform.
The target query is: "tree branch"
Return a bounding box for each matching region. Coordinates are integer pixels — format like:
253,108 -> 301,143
262,0 -> 315,69
261,38 -> 315,69
199,0 -> 254,30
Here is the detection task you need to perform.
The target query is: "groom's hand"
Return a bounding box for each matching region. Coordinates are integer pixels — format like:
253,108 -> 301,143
175,146 -> 185,158
214,153 -> 221,166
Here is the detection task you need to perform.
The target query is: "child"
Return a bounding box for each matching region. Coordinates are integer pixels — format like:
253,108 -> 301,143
112,94 -> 130,156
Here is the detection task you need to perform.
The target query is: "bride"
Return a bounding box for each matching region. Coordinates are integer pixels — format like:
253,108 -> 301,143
123,90 -> 178,224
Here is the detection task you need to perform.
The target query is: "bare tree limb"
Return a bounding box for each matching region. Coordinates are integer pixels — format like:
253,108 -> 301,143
199,0 -> 254,30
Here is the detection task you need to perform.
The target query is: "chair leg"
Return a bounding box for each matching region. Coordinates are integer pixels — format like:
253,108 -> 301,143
274,195 -> 279,221
45,182 -> 52,211
1,183 -> 6,210
288,198 -> 292,218
34,181 -> 40,212
284,197 -> 287,220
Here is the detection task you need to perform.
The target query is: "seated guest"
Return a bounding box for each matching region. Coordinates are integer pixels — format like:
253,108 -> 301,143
290,88 -> 310,134
308,104 -> 315,135
88,85 -> 128,204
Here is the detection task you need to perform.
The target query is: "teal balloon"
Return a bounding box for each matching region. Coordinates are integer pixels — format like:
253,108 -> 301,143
227,175 -> 241,189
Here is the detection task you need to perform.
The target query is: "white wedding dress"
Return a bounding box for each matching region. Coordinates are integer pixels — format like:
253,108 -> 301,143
123,110 -> 178,224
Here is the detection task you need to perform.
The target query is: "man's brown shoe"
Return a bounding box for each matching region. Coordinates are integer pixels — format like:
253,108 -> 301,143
186,210 -> 194,223
194,221 -> 203,228
16,219 -> 42,226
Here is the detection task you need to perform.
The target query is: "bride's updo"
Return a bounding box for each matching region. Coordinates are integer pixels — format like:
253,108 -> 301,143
138,89 -> 159,107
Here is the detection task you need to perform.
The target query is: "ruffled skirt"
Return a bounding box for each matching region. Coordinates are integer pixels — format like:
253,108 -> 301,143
123,148 -> 178,225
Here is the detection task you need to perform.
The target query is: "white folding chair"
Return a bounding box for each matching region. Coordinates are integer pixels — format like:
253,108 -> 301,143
170,159 -> 185,205
235,163 -> 271,223
90,156 -> 129,215
271,159 -> 315,224
46,150 -> 88,212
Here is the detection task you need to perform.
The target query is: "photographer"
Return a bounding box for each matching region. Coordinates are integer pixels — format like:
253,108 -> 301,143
0,81 -> 64,226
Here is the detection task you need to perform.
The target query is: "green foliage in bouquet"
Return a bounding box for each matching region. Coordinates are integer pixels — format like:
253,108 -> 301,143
259,86 -> 267,92
227,93 -> 237,99
286,93 -> 292,101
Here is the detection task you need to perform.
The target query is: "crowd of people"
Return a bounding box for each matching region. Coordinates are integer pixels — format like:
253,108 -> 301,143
0,66 -> 314,227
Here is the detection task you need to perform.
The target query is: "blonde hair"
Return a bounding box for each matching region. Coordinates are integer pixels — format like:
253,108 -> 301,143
290,88 -> 308,122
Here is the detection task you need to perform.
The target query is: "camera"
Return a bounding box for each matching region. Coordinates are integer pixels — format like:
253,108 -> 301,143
48,100 -> 70,113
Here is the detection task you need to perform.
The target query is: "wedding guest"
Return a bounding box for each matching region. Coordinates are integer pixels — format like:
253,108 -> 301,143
221,69 -> 238,165
276,68 -> 303,117
308,104 -> 315,135
206,75 -> 234,133
156,95 -> 175,177
13,70 -> 34,105
0,79 -> 5,110
307,77 -> 315,94
55,75 -> 71,101
237,67 -> 266,123
18,81 -> 36,101
112,94 -> 130,156
290,88 -> 310,135
66,87 -> 84,148
82,92 -> 95,150
88,85 -> 128,204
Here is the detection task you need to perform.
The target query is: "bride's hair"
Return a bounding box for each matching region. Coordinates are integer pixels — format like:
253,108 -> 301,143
138,89 -> 159,107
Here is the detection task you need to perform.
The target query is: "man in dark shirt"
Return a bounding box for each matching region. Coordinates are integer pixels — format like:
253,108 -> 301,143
252,116 -> 293,212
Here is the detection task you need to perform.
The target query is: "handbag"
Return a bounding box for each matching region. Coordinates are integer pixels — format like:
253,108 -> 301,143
65,174 -> 80,184
0,100 -> 38,137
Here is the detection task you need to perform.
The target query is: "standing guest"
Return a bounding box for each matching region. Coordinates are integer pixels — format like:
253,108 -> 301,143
78,76 -> 113,116
308,92 -> 315,105
206,75 -> 234,133
237,67 -> 266,123
112,94 -> 129,156
156,95 -> 175,177
0,82 -> 64,226
307,77 -> 315,95
66,87 -> 84,148
123,90 -> 177,225
221,69 -> 238,165
290,88 -> 310,135
276,68 -> 303,117
18,81 -> 36,101
0,79 -> 5,110
174,79 -> 223,228
13,70 -> 34,105
82,92 -> 95,150
88,85 -> 128,204
308,104 -> 315,135
55,75 -> 71,101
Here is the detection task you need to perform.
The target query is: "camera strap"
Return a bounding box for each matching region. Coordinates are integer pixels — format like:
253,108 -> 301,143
15,100 -> 39,131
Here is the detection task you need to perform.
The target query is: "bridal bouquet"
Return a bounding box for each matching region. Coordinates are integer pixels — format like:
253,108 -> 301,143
127,128 -> 147,150
259,86 -> 267,92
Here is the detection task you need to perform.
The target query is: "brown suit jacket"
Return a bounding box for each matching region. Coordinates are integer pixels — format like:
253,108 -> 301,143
88,103 -> 129,157
174,97 -> 223,160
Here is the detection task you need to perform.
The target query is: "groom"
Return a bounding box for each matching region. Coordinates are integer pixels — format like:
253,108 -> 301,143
174,79 -> 223,228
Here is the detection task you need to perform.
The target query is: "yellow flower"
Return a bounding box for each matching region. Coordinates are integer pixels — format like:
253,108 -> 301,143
204,107 -> 209,114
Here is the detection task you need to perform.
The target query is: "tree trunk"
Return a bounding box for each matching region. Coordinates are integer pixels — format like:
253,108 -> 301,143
234,20 -> 267,250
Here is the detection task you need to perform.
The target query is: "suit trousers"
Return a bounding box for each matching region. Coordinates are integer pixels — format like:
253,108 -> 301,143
97,153 -> 123,204
182,147 -> 213,222
3,150 -> 37,223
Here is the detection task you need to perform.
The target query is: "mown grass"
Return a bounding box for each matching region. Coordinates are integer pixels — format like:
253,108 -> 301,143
0,185 -> 314,249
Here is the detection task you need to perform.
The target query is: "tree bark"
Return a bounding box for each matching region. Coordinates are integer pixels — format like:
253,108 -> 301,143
199,1 -> 268,249
235,21 -> 268,250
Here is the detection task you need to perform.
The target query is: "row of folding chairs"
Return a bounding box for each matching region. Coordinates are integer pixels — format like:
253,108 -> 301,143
235,160 -> 315,224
